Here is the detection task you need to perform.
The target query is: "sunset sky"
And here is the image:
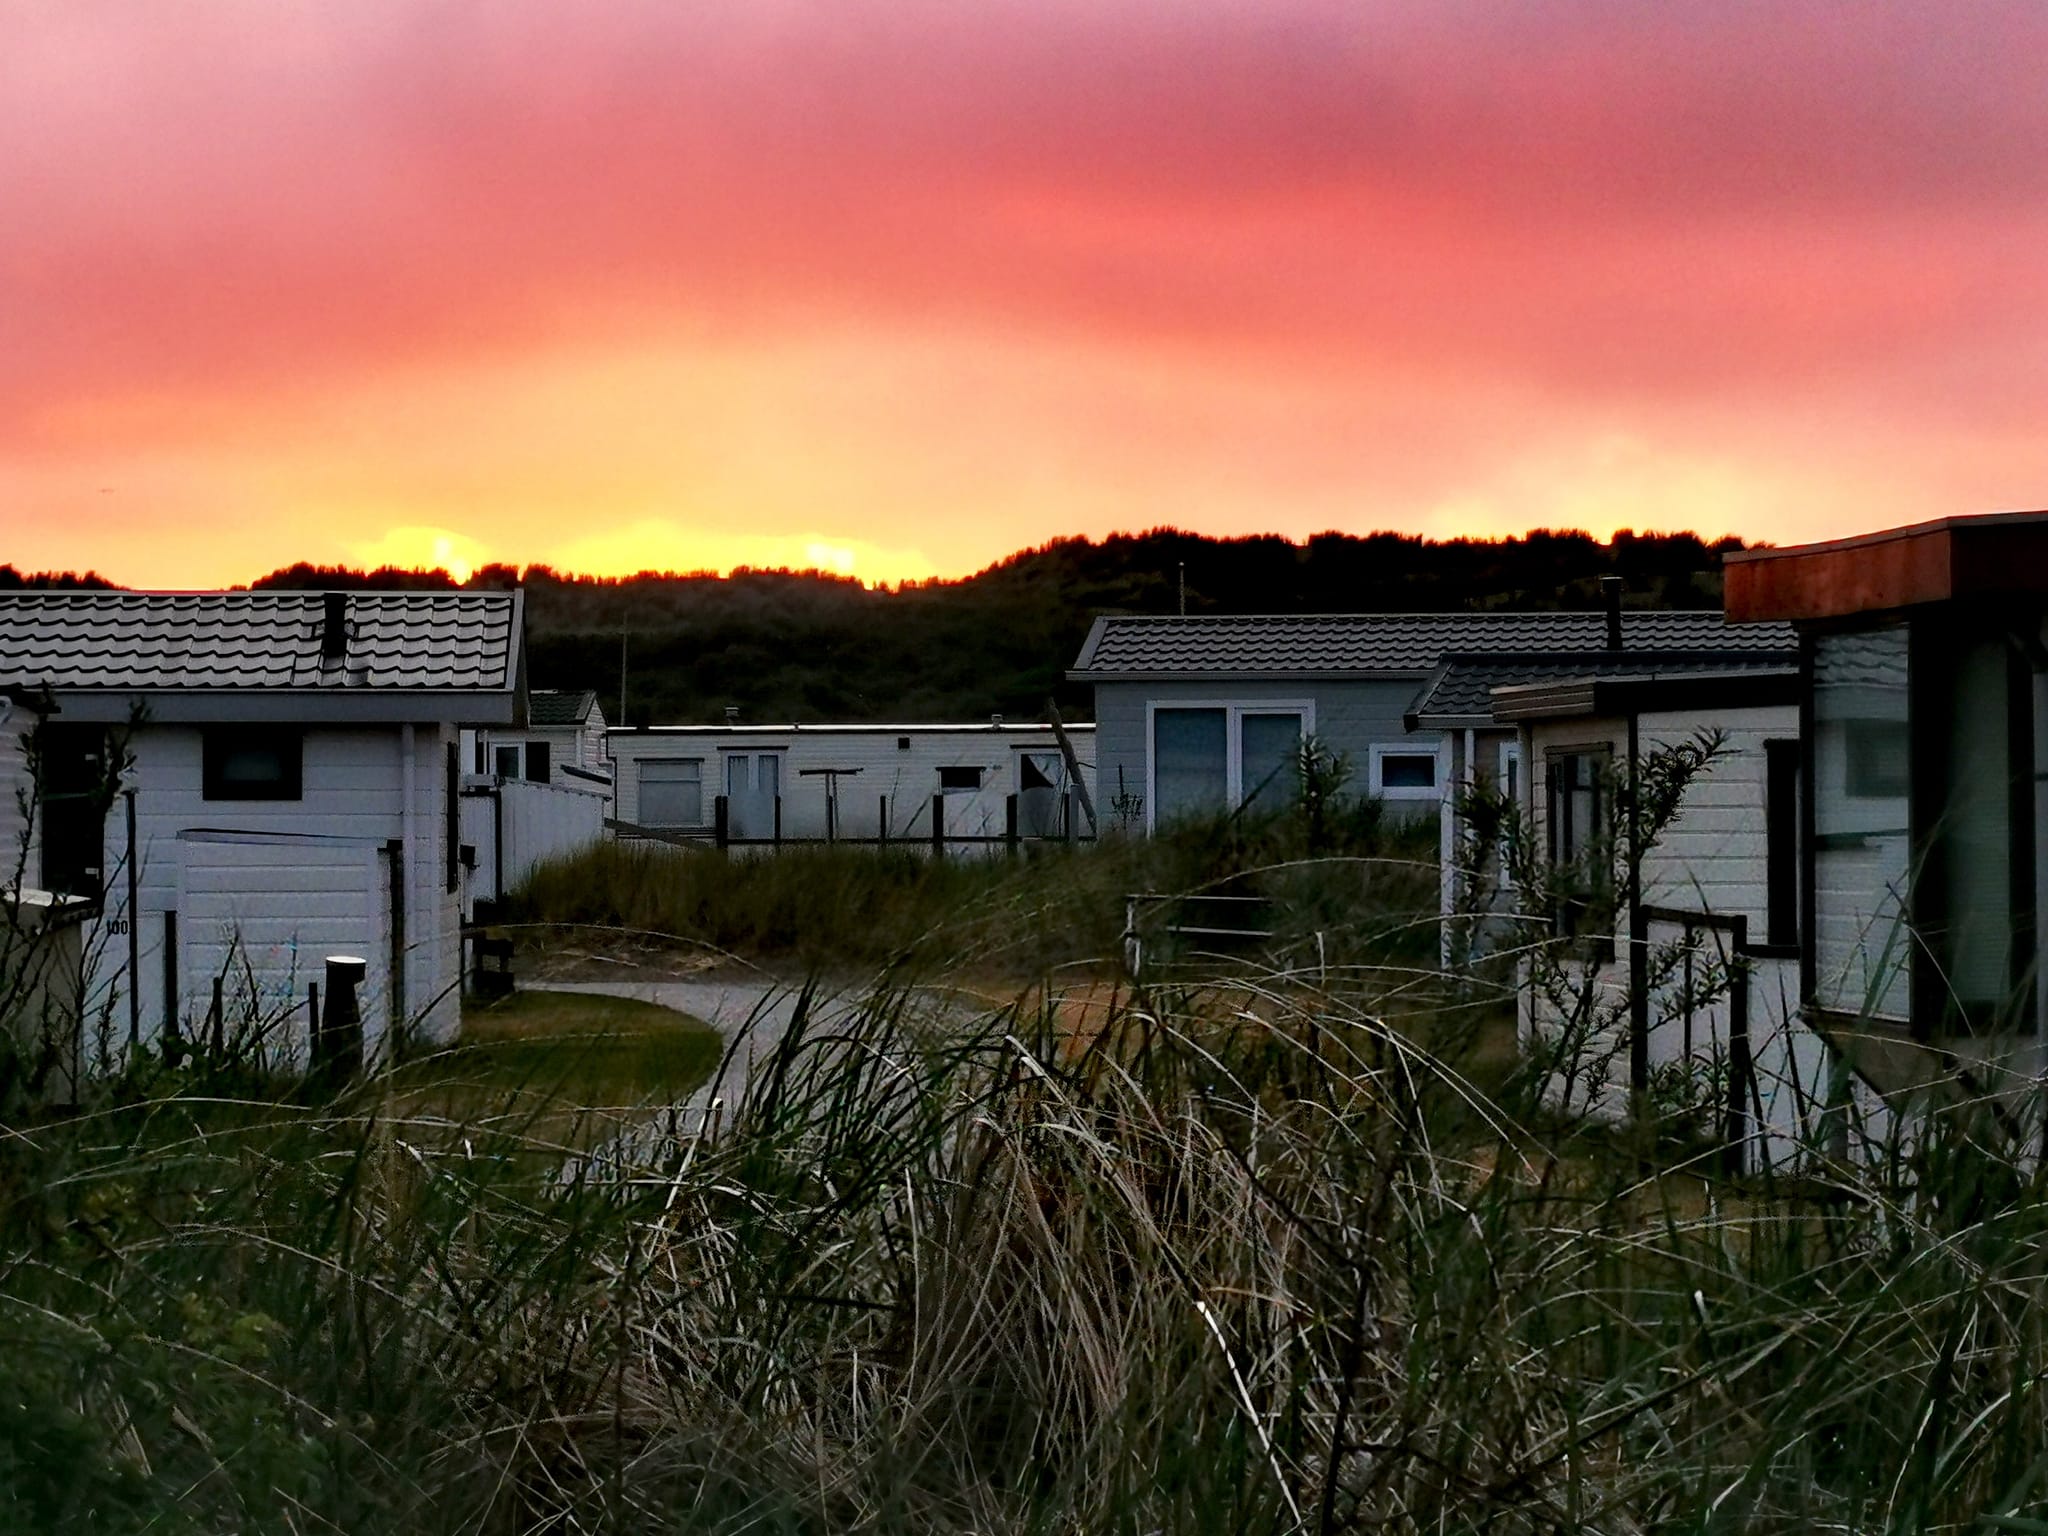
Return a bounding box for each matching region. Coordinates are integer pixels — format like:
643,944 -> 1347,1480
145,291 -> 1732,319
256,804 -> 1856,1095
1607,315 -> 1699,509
6,1 -> 2047,588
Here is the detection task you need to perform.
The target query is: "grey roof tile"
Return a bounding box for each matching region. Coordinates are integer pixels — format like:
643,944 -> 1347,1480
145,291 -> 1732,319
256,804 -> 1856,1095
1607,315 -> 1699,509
1407,649 -> 1799,726
1071,610 -> 1796,676
527,689 -> 597,726
0,591 -> 520,692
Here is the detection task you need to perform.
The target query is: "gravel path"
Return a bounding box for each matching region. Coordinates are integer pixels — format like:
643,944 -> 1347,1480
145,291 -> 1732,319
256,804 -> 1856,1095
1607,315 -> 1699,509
530,976 -> 880,1147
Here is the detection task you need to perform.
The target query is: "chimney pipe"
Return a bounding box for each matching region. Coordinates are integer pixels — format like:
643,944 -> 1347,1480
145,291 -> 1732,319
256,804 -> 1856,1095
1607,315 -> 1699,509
1601,576 -> 1623,651
321,592 -> 348,662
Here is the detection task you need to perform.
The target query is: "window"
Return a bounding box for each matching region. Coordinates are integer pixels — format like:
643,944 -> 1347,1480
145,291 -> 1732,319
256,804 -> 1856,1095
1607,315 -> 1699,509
202,727 -> 303,801
1812,626 -> 1911,1023
1239,713 -> 1302,812
1369,743 -> 1440,800
1154,709 -> 1229,819
637,758 -> 704,827
1844,719 -> 1909,798
938,764 -> 984,792
494,745 -> 521,779
1765,738 -> 1800,948
1546,746 -> 1612,944
525,741 -> 551,784
1148,703 -> 1310,825
1925,631 -> 2030,1029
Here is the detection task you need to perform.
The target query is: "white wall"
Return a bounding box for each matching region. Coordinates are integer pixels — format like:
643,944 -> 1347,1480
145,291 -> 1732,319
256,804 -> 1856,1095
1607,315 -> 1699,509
1519,704 -> 1870,1163
0,709 -> 37,885
83,720 -> 465,1069
609,725 -> 1097,846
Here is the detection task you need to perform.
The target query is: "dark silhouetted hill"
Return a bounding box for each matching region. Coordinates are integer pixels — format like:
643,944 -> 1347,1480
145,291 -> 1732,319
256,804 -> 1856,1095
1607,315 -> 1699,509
85,527 -> 1747,724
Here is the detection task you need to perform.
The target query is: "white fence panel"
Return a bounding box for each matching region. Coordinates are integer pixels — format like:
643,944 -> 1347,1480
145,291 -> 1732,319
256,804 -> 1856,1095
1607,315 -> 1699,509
462,776 -> 607,910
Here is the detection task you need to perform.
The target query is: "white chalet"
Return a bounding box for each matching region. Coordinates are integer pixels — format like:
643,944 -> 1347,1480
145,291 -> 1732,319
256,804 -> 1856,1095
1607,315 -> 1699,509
0,590 -> 525,1073
610,721 -> 1096,849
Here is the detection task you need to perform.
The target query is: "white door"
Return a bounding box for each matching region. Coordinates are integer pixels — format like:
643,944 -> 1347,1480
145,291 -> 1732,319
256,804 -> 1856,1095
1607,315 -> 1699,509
724,752 -> 781,840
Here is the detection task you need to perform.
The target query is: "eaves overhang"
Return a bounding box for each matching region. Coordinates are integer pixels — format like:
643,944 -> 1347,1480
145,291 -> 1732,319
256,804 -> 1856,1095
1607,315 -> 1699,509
1725,509 -> 2048,624
1490,668 -> 1800,723
1066,668 -> 1436,685
37,688 -> 523,727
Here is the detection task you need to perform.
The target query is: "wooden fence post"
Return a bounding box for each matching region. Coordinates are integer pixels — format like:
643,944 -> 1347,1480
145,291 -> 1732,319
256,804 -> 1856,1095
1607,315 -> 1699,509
1005,793 -> 1019,855
930,792 -> 945,859
878,795 -> 889,849
714,794 -> 730,850
773,795 -> 783,847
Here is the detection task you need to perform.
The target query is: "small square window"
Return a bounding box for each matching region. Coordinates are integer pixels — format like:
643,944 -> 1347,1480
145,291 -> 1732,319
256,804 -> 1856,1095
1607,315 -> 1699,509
494,745 -> 521,779
938,765 -> 983,791
1370,744 -> 1440,800
202,727 -> 303,801
525,741 -> 551,784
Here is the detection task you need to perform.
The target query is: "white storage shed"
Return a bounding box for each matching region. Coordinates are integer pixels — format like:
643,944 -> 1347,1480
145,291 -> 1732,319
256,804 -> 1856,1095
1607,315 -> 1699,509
0,590 -> 526,1072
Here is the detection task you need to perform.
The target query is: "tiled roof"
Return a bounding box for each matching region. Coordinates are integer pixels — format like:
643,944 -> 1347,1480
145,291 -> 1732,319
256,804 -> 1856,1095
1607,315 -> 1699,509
0,591 -> 521,692
528,688 -> 597,726
1070,611 -> 1796,677
1407,649 -> 1799,727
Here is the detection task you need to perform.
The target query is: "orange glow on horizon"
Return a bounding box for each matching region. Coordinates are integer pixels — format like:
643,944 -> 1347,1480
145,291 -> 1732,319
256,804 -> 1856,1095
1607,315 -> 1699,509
8,4 -> 2048,587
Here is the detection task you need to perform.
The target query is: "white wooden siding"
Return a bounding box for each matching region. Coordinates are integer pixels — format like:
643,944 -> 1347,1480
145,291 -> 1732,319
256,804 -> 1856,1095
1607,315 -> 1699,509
461,774 -> 608,906
1519,705 -> 1867,1163
176,835 -> 389,1068
1637,706 -> 1793,929
0,713 -> 36,883
82,721 -> 465,1063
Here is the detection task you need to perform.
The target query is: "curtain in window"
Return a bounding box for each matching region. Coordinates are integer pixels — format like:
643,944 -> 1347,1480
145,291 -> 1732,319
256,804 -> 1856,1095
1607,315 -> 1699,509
1239,713 -> 1302,812
638,759 -> 703,827
1155,709 -> 1227,822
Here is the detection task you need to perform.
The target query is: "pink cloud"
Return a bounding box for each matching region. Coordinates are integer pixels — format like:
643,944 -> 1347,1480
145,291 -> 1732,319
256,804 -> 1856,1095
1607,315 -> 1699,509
6,0 -> 2048,577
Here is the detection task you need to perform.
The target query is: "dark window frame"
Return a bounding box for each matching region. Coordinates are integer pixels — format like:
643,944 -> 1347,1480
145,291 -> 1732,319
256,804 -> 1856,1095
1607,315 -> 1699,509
1546,744 -> 1614,958
524,740 -> 551,784
201,726 -> 304,802
1908,614 -> 2037,1035
937,764 -> 984,792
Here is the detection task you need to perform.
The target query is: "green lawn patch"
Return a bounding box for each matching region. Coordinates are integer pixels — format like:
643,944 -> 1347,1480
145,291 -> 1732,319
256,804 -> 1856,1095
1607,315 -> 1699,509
391,988 -> 723,1143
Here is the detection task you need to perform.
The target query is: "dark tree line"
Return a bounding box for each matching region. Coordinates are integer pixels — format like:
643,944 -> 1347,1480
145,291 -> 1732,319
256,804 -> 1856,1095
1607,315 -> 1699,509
15,526 -> 1746,725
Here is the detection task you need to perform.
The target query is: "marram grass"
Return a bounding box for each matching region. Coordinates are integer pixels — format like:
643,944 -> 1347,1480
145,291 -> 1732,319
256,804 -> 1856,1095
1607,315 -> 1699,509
7,935 -> 2048,1529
